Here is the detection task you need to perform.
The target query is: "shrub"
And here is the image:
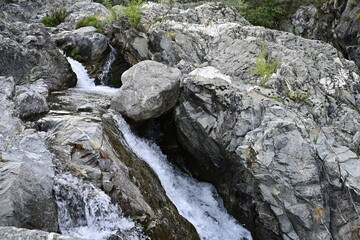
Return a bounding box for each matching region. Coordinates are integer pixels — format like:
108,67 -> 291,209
243,0 -> 287,29
76,16 -> 104,33
102,0 -> 113,9
121,0 -> 145,27
252,41 -> 279,86
41,8 -> 67,27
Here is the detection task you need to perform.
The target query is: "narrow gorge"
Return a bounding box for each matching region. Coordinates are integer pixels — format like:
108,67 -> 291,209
0,0 -> 359,240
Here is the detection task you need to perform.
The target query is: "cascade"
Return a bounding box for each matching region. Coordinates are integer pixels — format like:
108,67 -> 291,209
98,45 -> 117,86
114,115 -> 253,240
54,172 -> 147,240
65,54 -> 117,94
64,51 -> 252,240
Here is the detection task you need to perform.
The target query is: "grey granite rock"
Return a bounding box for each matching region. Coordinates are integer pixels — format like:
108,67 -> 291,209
111,60 -> 181,121
111,2 -> 360,239
0,77 -> 58,231
0,226 -> 86,240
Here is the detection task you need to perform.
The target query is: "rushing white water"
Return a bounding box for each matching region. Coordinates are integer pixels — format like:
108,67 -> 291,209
54,172 -> 147,240
114,115 -> 253,240
98,45 -> 116,86
66,56 -> 118,94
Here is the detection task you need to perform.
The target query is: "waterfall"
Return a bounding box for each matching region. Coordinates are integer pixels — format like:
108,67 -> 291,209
114,115 -> 253,240
54,172 -> 147,240
98,45 -> 116,86
66,54 -> 117,94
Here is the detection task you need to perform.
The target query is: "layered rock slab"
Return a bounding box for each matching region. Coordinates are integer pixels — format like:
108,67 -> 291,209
0,77 -> 58,232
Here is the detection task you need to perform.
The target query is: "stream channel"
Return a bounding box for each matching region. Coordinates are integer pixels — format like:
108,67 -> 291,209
46,49 -> 253,240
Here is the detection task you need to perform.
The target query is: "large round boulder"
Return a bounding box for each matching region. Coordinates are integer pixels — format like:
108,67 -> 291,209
111,60 -> 181,121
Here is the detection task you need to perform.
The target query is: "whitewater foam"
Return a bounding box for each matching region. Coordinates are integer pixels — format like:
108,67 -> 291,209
114,114 -> 252,240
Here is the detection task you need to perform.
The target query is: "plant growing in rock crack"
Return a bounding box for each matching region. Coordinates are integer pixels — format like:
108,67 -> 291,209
121,0 -> 145,27
41,8 -> 67,27
76,16 -> 104,33
252,41 -> 279,86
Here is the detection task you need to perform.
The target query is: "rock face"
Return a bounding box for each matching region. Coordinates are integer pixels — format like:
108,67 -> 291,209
53,26 -> 109,78
281,0 -> 360,69
0,226 -> 86,240
0,20 -> 76,90
112,2 -> 360,240
54,27 -> 109,63
111,60 -> 182,121
0,77 -> 59,232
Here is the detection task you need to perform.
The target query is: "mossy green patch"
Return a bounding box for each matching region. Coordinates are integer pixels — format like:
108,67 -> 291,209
76,16 -> 104,33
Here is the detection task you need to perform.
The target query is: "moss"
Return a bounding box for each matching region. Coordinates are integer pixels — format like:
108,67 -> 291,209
68,48 -> 80,58
76,16 -> 104,33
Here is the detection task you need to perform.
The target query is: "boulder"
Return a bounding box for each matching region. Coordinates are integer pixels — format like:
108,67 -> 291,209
14,81 -> 49,120
0,226 -> 86,240
111,60 -> 181,121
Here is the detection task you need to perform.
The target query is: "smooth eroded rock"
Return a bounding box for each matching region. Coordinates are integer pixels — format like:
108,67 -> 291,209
111,60 -> 181,121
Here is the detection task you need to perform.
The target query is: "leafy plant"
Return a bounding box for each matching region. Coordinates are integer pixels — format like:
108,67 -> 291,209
102,0 -> 113,9
121,0 -> 145,27
357,13 -> 360,20
252,41 -> 279,86
41,8 -> 67,27
76,16 -> 104,33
